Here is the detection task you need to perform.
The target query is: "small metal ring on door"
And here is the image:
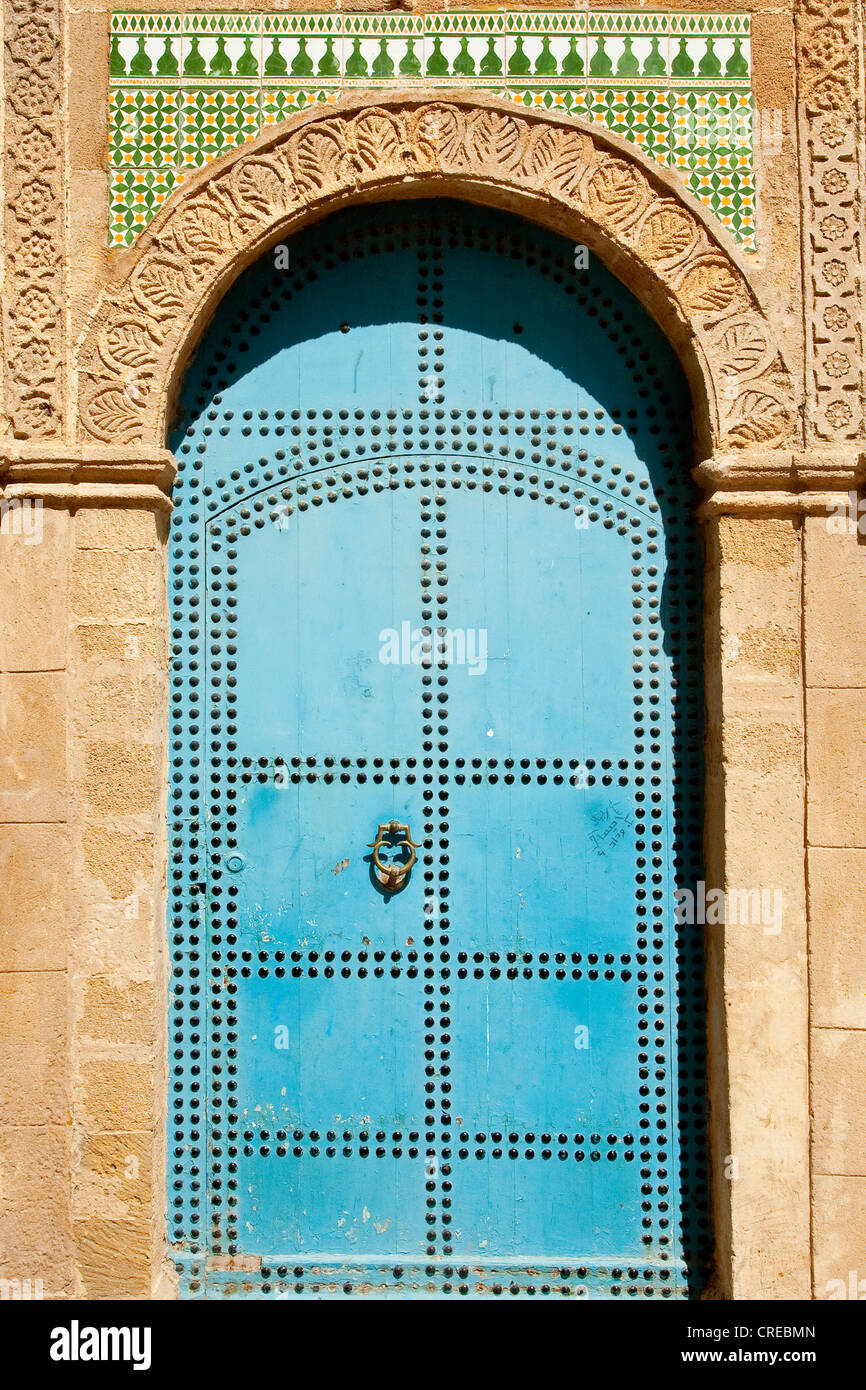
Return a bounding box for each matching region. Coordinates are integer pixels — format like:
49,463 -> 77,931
367,820 -> 420,892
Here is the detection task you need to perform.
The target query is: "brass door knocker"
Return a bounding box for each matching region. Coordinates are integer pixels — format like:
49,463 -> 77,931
368,820 -> 420,892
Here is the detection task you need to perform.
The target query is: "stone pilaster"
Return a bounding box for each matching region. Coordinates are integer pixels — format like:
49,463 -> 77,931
802,473 -> 866,1299
696,445 -> 864,1299
0,446 -> 174,1297
0,33 -> 72,1300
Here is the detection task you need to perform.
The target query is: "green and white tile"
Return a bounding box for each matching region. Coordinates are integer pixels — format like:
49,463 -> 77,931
179,34 -> 261,81
342,35 -> 423,81
261,34 -> 342,81
503,32 -> 579,79
183,12 -> 259,37
667,10 -> 751,36
178,86 -> 261,166
110,12 -> 182,37
262,86 -> 340,125
111,32 -> 185,80
110,87 -> 180,166
110,166 -> 182,240
264,13 -> 348,38
343,12 -> 424,38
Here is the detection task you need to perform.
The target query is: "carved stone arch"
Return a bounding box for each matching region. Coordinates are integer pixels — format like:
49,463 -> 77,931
75,90 -> 798,457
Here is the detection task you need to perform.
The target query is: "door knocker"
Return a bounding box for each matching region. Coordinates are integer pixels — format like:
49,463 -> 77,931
368,820 -> 420,892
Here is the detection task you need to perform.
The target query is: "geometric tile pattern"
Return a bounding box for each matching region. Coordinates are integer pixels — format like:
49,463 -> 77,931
109,10 -> 754,249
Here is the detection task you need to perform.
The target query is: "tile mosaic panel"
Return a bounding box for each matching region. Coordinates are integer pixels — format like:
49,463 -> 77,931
109,10 -> 754,249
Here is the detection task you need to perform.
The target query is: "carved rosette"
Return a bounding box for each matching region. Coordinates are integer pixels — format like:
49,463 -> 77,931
2,0 -> 64,438
796,0 -> 865,440
77,97 -> 796,451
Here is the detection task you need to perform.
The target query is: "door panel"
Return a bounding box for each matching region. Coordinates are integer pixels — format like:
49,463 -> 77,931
448,784 -> 638,955
443,488 -> 635,753
169,200 -> 709,1299
232,490 -> 423,755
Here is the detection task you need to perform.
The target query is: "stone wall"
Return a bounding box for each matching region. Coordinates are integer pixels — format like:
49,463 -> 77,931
0,470 -> 173,1298
806,517 -> 866,1296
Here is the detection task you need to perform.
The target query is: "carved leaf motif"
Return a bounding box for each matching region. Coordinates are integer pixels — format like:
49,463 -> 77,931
177,203 -> 230,257
101,319 -> 159,371
585,158 -> 646,229
84,385 -> 147,444
637,206 -> 695,265
414,104 -> 463,165
467,110 -> 522,171
290,127 -> 344,193
715,321 -> 769,376
348,111 -> 402,173
233,159 -> 290,217
523,127 -> 563,178
677,257 -> 740,313
540,130 -> 592,201
726,391 -> 789,444
134,259 -> 189,313
523,127 -> 589,198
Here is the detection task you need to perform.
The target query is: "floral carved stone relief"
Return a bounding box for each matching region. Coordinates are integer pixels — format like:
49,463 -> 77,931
3,0 -> 65,438
77,95 -> 797,451
796,0 -> 865,441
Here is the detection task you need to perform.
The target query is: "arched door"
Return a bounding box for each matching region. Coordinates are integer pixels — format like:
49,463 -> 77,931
168,199 -> 709,1299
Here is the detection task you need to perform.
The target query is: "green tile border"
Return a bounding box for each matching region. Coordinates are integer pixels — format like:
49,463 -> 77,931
108,10 -> 755,251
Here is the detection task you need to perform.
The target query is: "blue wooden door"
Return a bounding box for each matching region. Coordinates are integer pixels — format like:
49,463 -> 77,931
169,201 -> 708,1299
